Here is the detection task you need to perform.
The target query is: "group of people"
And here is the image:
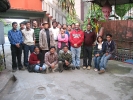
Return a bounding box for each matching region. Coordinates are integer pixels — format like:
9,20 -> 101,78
8,20 -> 116,74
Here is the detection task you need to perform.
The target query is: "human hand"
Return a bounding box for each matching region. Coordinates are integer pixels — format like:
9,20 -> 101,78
40,67 -> 42,71
37,61 -> 40,64
105,53 -> 109,56
51,64 -> 55,69
74,44 -> 77,47
16,43 -> 20,48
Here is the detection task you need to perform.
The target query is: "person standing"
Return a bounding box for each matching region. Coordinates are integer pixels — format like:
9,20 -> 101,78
33,21 -> 40,46
99,34 -> 116,74
20,22 -> 25,31
45,46 -> 58,73
22,21 -> 35,68
93,36 -> 106,71
8,22 -> 23,72
50,21 -> 60,50
71,23 -> 75,31
58,28 -> 68,52
67,25 -> 72,50
39,21 -> 55,59
69,23 -> 84,70
83,24 -> 96,70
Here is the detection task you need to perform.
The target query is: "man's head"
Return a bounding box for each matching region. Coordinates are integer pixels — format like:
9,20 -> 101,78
75,23 -> 80,30
12,22 -> 18,30
71,23 -> 75,29
34,46 -> 40,54
63,45 -> 69,53
33,21 -> 38,28
20,22 -> 25,30
87,23 -> 92,31
52,21 -> 57,28
49,46 -> 56,54
63,24 -> 67,30
106,34 -> 112,42
43,21 -> 49,29
25,21 -> 31,29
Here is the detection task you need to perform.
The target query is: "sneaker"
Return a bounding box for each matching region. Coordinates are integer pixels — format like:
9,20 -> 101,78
87,66 -> 91,70
99,69 -> 105,74
83,66 -> 86,69
94,68 -> 98,72
19,67 -> 25,70
76,67 -> 80,70
72,67 -> 75,70
12,69 -> 17,72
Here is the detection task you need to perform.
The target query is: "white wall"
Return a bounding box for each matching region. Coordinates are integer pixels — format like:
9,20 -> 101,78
75,0 -> 81,19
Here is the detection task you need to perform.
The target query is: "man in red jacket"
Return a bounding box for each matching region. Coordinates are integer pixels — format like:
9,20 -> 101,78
69,23 -> 84,70
83,24 -> 96,70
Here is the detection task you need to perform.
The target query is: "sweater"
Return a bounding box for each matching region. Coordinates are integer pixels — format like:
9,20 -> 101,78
33,28 -> 40,43
69,29 -> 84,48
29,52 -> 44,67
58,34 -> 68,48
84,31 -> 96,46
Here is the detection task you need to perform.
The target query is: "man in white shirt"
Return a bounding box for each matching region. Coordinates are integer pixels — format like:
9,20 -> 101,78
50,21 -> 60,50
22,21 -> 35,68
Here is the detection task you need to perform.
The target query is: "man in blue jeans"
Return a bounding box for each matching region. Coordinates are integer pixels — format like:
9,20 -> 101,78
99,34 -> 116,74
22,22 -> 35,68
69,23 -> 84,70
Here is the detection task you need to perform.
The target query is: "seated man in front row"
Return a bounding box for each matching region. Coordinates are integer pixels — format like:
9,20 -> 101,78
58,45 -> 74,73
45,46 -> 58,73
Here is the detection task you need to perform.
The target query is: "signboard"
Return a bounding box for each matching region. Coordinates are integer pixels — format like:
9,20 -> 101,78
0,22 -> 5,45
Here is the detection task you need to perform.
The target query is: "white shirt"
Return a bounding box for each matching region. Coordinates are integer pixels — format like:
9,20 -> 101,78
97,42 -> 103,50
22,28 -> 35,45
50,27 -> 60,41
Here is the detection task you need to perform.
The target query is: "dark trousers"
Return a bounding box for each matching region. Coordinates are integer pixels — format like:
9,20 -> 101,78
41,50 -> 49,62
11,44 -> 22,70
58,61 -> 73,71
24,44 -> 35,66
83,46 -> 93,67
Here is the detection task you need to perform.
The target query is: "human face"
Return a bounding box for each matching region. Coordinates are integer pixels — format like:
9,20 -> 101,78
50,48 -> 55,54
34,47 -> 40,54
57,24 -> 62,29
53,22 -> 57,28
33,21 -> 37,27
63,24 -> 67,30
13,24 -> 18,30
26,23 -> 31,29
20,24 -> 25,30
44,24 -> 49,29
75,23 -> 80,30
98,37 -> 102,43
87,25 -> 92,31
106,36 -> 111,42
63,47 -> 68,53
72,24 -> 75,29
67,26 -> 71,31
60,29 -> 65,34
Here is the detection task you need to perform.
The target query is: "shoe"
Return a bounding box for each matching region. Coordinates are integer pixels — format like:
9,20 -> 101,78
83,66 -> 86,69
19,67 -> 25,70
12,69 -> 17,72
99,69 -> 105,74
72,67 -> 75,70
87,66 -> 91,70
59,70 -> 63,73
94,68 -> 98,72
76,67 -> 80,70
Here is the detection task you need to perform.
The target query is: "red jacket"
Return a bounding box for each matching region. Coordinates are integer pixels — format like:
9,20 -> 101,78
29,53 -> 40,65
69,29 -> 84,48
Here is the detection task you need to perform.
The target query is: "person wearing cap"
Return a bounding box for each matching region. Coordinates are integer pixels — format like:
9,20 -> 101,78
39,21 -> 55,60
50,21 -> 60,50
33,21 -> 40,46
45,46 -> 58,73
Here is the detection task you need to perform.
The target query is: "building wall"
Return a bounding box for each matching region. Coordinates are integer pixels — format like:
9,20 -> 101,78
9,0 -> 42,12
75,0 -> 81,19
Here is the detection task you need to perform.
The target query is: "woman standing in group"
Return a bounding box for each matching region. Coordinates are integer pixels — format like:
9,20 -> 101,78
58,28 -> 68,52
93,36 -> 106,71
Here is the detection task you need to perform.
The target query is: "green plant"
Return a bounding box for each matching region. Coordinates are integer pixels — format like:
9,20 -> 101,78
0,52 -> 4,72
82,3 -> 105,31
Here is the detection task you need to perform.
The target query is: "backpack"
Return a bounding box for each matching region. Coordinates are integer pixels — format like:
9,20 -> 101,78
28,64 -> 36,72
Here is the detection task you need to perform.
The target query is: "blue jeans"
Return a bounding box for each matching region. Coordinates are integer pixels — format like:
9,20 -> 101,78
34,64 -> 46,72
93,56 -> 101,70
99,54 -> 112,70
71,47 -> 81,67
24,44 -> 35,66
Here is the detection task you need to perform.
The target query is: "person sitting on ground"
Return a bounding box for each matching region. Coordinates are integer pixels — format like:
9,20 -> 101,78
58,45 -> 73,73
45,46 -> 58,73
93,36 -> 106,72
29,46 -> 46,72
99,34 -> 116,74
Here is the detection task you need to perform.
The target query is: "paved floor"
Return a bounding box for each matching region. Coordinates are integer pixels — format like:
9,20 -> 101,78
0,37 -> 133,100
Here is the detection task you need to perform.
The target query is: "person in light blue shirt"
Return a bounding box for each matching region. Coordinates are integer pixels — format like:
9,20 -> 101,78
8,22 -> 24,72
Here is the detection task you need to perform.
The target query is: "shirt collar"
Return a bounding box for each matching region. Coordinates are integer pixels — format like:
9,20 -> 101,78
26,28 -> 31,31
12,29 -> 18,32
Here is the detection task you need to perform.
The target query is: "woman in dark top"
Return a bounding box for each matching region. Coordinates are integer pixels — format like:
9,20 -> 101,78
93,36 -> 106,71
29,46 -> 46,72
